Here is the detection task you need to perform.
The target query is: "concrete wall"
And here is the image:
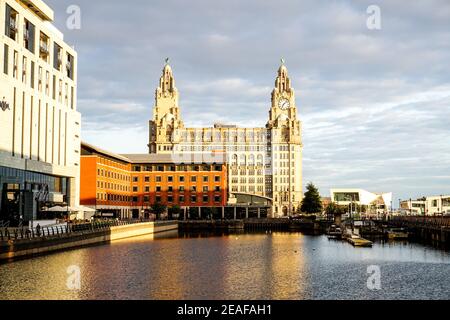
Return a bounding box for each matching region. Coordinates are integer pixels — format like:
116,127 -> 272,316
0,221 -> 178,261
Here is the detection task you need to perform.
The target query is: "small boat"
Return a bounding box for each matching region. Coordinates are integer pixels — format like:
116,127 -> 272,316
386,228 -> 409,240
327,224 -> 342,239
346,234 -> 373,247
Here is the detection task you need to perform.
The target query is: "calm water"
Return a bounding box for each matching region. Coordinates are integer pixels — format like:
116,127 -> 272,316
0,232 -> 449,300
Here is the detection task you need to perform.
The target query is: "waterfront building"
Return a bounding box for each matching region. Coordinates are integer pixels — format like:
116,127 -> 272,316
425,195 -> 450,215
330,188 -> 392,217
148,60 -> 303,217
399,198 -> 426,215
80,142 -> 229,219
0,0 -> 80,225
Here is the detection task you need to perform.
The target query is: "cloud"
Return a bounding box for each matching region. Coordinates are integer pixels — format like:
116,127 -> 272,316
45,0 -> 450,201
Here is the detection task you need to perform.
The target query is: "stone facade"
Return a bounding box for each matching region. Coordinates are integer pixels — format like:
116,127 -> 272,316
148,61 -> 303,217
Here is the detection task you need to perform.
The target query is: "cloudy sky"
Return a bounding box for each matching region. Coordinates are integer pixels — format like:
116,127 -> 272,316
46,0 -> 450,201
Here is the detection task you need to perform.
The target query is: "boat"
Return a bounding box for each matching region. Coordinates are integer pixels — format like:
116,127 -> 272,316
346,235 -> 373,247
386,228 -> 409,240
327,224 -> 342,239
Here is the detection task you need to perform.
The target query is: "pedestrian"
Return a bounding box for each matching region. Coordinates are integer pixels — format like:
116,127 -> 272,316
36,223 -> 41,237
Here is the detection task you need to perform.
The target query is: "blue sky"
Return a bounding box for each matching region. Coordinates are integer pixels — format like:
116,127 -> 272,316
46,0 -> 450,201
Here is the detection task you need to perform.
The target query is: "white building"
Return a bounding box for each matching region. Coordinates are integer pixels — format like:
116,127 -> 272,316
330,188 -> 392,216
148,60 -> 303,217
400,199 -> 426,215
0,0 -> 80,225
425,195 -> 450,215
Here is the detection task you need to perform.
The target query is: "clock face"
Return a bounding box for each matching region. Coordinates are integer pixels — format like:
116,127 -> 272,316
278,99 -> 290,110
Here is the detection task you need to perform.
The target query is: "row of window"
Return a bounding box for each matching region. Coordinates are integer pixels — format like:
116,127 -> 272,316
231,178 -> 265,184
131,164 -> 223,172
96,193 -> 222,204
132,175 -> 221,183
5,4 -> 75,79
3,44 -> 75,109
97,168 -> 130,181
231,186 -> 265,193
131,185 -> 222,193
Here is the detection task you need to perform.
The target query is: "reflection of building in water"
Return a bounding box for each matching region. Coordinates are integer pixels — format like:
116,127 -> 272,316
148,60 -> 303,217
0,0 -> 80,226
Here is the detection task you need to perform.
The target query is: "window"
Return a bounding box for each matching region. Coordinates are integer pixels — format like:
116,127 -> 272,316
39,32 -> 49,62
157,165 -> 164,171
156,186 -> 161,192
132,186 -> 138,192
3,44 -> 8,75
132,165 -> 141,172
167,196 -> 173,203
132,176 -> 139,182
203,186 -> 208,192
156,196 -> 161,202
179,186 -> 185,192
13,51 -> 18,78
24,20 -> 35,53
144,176 -> 150,182
156,176 -> 162,182
144,186 -> 150,192
191,176 -> 197,182
190,186 -> 197,192
179,196 -> 185,203
168,186 -> 173,192
179,176 -> 185,182
167,176 -> 173,183
214,196 -> 221,203
66,53 -> 74,79
38,67 -> 42,91
214,186 -> 220,192
203,195 -> 209,203
143,195 -> 149,203
53,43 -> 62,71
191,195 -> 197,203
22,56 -> 27,83
5,5 -> 18,41
30,61 -> 34,88
132,196 -> 138,202
214,176 -> 220,183
203,176 -> 208,182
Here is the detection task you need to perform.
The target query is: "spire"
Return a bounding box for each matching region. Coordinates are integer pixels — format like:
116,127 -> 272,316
275,59 -> 291,93
158,58 -> 176,94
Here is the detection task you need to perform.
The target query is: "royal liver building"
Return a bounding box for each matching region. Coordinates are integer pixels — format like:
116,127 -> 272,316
148,60 -> 303,217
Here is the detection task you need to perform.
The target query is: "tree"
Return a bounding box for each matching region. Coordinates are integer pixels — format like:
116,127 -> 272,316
300,182 -> 323,214
325,202 -> 344,221
151,202 -> 167,220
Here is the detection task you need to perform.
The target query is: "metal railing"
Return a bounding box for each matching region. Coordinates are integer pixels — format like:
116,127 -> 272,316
0,219 -> 155,242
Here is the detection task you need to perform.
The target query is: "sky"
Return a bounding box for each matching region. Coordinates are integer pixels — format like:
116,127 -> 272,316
46,0 -> 450,201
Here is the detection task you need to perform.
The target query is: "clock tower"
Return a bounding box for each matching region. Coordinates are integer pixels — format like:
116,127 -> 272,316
267,60 -> 303,216
148,59 -> 184,153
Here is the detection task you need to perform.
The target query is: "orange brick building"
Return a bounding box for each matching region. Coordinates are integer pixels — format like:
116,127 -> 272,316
80,142 -> 227,219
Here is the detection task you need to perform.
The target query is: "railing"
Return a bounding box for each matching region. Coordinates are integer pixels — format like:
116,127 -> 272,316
0,219 -> 155,242
391,216 -> 450,228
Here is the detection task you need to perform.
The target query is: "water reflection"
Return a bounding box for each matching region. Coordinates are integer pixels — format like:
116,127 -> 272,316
0,232 -> 449,300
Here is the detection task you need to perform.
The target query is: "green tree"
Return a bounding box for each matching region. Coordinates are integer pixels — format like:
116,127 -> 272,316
325,202 -> 344,221
300,182 -> 323,214
151,202 -> 167,220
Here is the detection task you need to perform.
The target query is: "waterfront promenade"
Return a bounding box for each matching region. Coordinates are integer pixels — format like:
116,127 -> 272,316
0,220 -> 178,262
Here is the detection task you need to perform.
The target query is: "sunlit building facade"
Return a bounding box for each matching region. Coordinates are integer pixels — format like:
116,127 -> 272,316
330,188 -> 392,216
148,61 -> 303,217
0,0 -> 80,225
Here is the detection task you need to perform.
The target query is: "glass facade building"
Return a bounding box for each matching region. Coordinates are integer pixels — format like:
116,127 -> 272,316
0,166 -> 70,225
